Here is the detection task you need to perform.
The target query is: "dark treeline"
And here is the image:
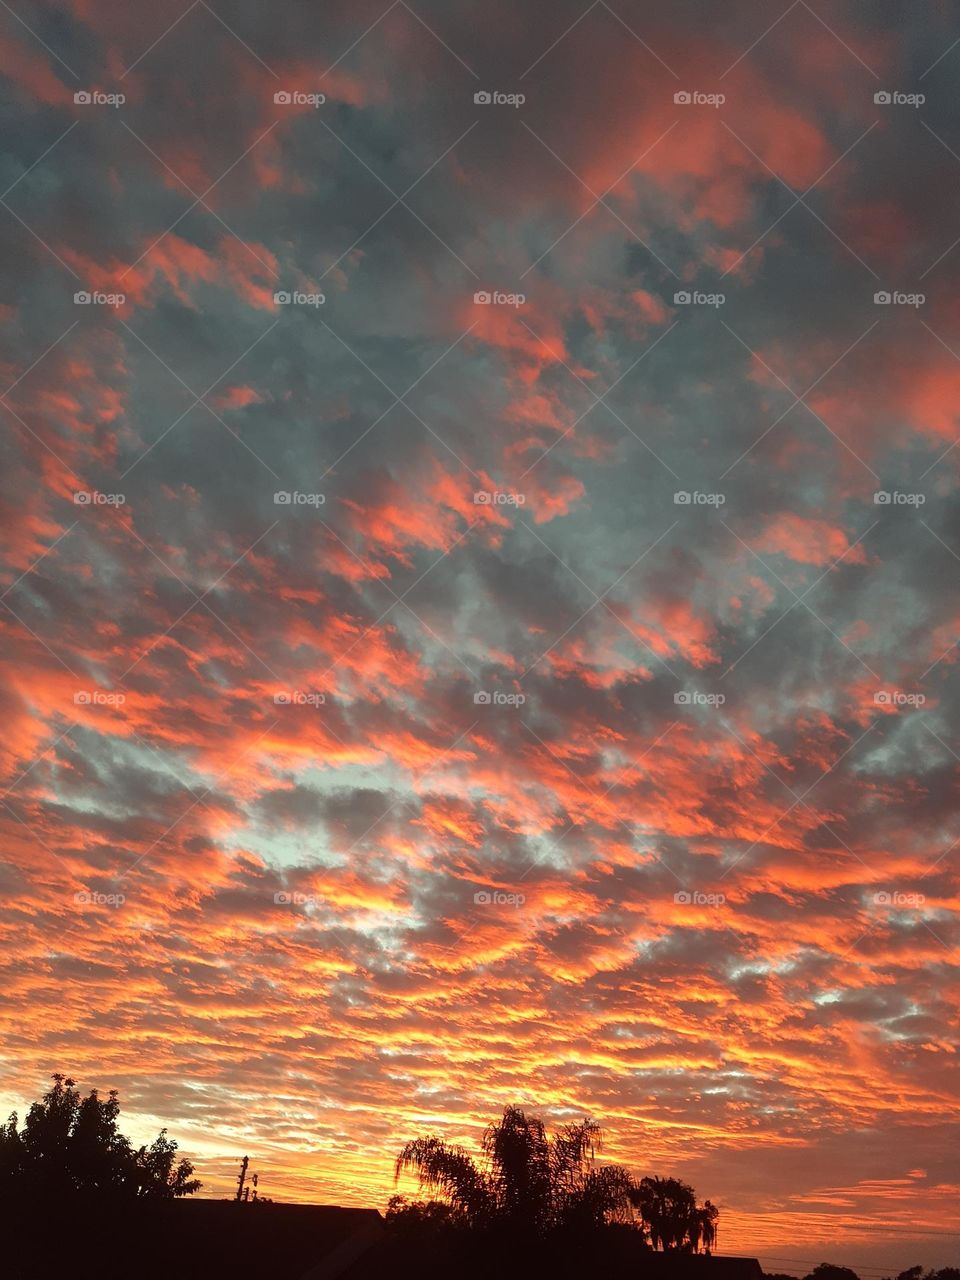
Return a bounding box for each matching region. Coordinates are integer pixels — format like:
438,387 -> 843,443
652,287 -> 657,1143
769,1266 -> 960,1280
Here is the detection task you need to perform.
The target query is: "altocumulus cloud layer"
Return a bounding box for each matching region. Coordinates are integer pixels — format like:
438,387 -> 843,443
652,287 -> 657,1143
1,0 -> 959,1264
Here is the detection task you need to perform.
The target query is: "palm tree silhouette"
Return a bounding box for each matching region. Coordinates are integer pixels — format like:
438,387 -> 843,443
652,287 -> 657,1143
395,1105 -> 641,1237
635,1177 -> 718,1252
395,1104 -> 718,1252
693,1199 -> 720,1253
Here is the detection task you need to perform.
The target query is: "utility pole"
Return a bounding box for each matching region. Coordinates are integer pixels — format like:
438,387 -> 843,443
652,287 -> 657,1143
235,1155 -> 249,1202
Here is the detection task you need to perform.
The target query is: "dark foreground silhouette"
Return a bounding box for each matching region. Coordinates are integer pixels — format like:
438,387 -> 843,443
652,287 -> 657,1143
391,1103 -> 718,1251
0,1073 -> 200,1200
0,1076 -> 955,1280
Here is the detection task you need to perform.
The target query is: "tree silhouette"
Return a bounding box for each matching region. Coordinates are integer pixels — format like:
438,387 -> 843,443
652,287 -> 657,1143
694,1199 -> 720,1253
386,1193 -> 463,1238
804,1266 -> 861,1280
132,1128 -> 203,1199
394,1104 -> 718,1251
636,1176 -> 719,1252
0,1073 -> 200,1200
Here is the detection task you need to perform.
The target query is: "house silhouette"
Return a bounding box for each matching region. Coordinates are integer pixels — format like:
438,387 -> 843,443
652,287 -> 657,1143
3,1195 -> 765,1279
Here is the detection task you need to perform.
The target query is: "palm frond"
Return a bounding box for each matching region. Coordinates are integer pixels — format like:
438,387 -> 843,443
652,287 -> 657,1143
549,1118 -> 603,1188
394,1137 -> 492,1219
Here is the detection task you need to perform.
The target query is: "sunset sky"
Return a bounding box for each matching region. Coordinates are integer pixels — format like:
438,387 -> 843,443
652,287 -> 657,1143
1,0 -> 959,1271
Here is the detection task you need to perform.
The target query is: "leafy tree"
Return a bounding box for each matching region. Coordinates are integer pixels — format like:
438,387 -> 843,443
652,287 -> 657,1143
0,1073 -> 200,1201
18,1074 -> 130,1195
385,1194 -> 466,1239
131,1128 -> 201,1199
0,1112 -> 24,1181
804,1265 -> 861,1280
